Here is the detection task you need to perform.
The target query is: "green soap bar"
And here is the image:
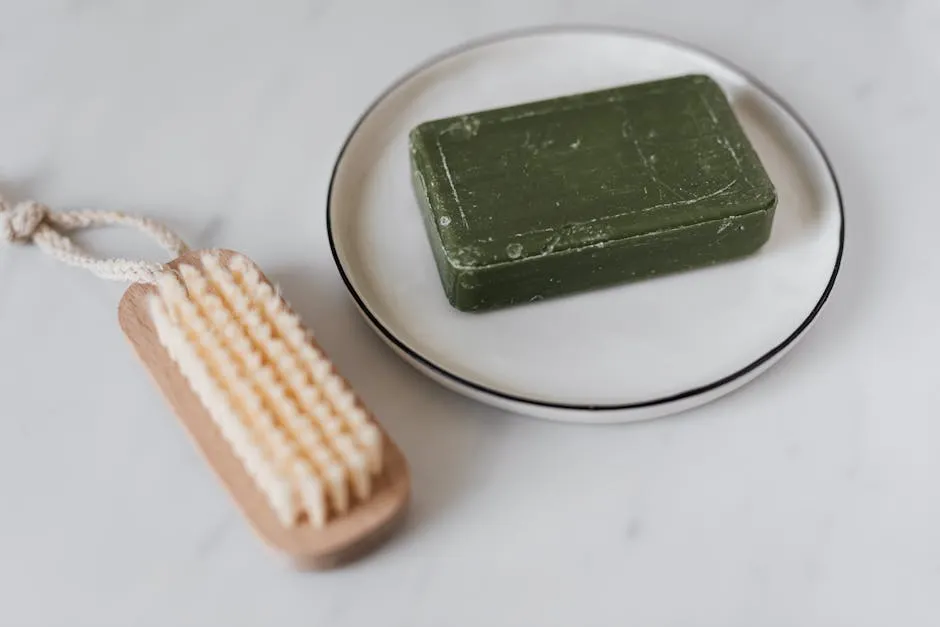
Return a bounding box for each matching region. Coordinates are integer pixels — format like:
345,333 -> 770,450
408,74 -> 777,312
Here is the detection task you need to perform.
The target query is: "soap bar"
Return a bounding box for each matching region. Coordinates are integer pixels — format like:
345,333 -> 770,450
408,74 -> 777,312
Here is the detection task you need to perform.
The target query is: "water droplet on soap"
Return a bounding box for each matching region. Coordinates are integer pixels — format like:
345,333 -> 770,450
439,216 -> 451,227
506,243 -> 523,259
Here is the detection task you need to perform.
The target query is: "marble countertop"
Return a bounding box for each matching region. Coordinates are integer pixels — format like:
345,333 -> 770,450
1,1 -> 937,625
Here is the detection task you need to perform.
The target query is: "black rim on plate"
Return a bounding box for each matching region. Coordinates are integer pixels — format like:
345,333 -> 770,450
326,24 -> 845,413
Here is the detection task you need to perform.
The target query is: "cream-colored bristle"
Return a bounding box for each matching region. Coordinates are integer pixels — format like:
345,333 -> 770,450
324,463 -> 349,513
150,252 -> 386,529
347,407 -> 368,425
357,423 -> 383,475
296,462 -> 326,528
312,402 -> 332,422
309,360 -> 331,383
336,435 -> 371,500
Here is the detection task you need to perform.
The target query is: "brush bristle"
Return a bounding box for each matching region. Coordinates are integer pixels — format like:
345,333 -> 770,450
148,252 -> 384,528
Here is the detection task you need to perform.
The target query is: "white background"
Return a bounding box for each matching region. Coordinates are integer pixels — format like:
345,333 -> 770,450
0,1 -> 936,625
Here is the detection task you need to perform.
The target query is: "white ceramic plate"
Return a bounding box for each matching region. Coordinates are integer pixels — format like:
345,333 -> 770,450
327,27 -> 844,424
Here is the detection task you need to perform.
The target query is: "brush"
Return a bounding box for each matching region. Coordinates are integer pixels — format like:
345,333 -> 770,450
118,249 -> 410,569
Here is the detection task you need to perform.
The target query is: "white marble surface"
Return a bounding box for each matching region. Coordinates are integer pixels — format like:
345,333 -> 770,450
0,0 -> 937,625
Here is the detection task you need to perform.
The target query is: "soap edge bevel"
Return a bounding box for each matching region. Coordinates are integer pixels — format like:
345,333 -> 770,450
408,128 -> 462,306
436,197 -> 777,276
411,72 -> 718,132
451,202 -> 777,312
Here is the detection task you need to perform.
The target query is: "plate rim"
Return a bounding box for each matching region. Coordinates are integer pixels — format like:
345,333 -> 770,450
325,24 -> 845,413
